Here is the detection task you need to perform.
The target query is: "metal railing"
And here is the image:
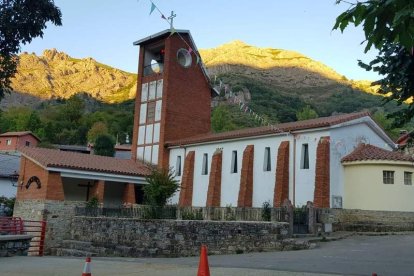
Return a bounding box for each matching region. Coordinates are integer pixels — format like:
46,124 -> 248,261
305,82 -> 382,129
75,206 -> 289,222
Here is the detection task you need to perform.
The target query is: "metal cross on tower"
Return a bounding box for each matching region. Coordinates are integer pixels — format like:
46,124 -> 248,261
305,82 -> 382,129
168,11 -> 176,30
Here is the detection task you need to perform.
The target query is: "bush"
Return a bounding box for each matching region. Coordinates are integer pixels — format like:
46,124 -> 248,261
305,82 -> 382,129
0,196 -> 15,216
144,168 -> 180,207
261,201 -> 271,221
86,196 -> 99,208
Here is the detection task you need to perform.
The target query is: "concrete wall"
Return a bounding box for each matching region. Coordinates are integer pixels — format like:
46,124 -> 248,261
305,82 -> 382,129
70,217 -> 289,257
343,161 -> 414,211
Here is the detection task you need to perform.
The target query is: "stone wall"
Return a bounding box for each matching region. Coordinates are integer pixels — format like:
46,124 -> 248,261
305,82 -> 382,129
0,235 -> 32,257
319,208 -> 414,232
13,200 -> 85,254
69,217 -> 291,257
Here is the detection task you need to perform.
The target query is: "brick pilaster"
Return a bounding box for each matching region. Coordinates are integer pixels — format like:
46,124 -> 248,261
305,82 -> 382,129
91,180 -> 105,203
314,136 -> 330,208
274,141 -> 289,207
206,150 -> 222,207
46,172 -> 65,201
178,151 -> 195,207
123,183 -> 136,204
238,145 -> 254,207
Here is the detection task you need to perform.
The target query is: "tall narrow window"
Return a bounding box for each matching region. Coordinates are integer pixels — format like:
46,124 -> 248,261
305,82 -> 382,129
6,139 -> 11,146
404,171 -> 412,185
383,170 -> 394,184
175,156 -> 182,176
264,147 -> 271,171
301,144 -> 309,169
202,153 -> 208,175
231,150 -> 238,173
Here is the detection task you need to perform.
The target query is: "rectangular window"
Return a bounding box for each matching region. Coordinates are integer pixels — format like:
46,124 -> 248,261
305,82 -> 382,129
6,139 -> 11,146
263,147 -> 271,171
146,102 -> 156,123
175,156 -> 182,176
383,170 -> 394,184
202,153 -> 208,175
301,144 -> 309,169
404,171 -> 412,185
25,141 -> 30,146
231,150 -> 238,173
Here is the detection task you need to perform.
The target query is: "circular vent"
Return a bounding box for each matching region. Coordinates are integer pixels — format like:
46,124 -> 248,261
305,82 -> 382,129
176,48 -> 192,68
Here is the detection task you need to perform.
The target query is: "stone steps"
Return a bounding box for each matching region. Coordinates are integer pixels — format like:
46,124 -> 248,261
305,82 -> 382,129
54,248 -> 97,257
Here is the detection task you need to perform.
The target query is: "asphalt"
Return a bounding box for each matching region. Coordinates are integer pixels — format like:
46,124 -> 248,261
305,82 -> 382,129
1,233 -> 414,275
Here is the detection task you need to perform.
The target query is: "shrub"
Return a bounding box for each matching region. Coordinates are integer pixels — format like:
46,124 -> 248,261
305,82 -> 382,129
261,201 -> 271,221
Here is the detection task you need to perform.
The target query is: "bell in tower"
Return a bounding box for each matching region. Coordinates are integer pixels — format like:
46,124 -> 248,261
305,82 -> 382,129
131,29 -> 215,169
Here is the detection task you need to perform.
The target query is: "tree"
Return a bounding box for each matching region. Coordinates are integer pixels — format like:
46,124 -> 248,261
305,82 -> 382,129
87,122 -> 109,143
143,168 -> 180,207
0,0 -> 62,100
333,0 -> 414,126
93,134 -> 115,157
211,105 -> 236,133
296,105 -> 319,121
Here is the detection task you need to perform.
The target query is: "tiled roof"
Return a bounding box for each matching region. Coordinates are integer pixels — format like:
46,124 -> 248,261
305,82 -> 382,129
0,131 -> 41,141
341,144 -> 414,163
166,111 -> 371,147
20,147 -> 150,176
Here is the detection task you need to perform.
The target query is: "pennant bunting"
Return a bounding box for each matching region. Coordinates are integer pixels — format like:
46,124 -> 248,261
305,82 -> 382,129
161,14 -> 166,19
188,47 -> 193,54
150,2 -> 156,15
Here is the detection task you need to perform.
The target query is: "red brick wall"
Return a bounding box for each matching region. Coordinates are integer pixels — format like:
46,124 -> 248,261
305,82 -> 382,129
274,141 -> 290,207
178,151 -> 195,207
314,137 -> 330,208
123,183 -> 136,204
238,145 -> 254,207
206,150 -> 222,207
91,180 -> 105,203
131,33 -> 212,169
16,157 -> 64,201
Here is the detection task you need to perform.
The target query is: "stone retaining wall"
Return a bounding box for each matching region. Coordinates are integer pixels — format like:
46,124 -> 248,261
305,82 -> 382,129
0,235 -> 32,257
69,217 -> 291,257
13,200 -> 85,254
319,209 -> 414,232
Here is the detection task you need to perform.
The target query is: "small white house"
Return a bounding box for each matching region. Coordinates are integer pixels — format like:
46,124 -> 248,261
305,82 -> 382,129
342,144 -> 414,212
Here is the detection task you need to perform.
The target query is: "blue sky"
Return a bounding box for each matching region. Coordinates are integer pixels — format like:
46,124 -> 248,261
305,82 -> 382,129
21,0 -> 378,80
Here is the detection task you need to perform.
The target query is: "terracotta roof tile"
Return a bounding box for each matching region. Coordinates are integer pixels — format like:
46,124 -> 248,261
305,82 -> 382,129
0,131 -> 40,141
20,147 -> 150,176
166,111 -> 371,146
341,144 -> 414,163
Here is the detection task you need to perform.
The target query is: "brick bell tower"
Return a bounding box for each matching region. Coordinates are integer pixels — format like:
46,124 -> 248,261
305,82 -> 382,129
131,29 -> 212,168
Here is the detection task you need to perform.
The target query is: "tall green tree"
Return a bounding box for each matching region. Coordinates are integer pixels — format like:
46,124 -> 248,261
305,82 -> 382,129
333,0 -> 414,126
296,105 -> 319,121
94,134 -> 115,157
0,0 -> 62,100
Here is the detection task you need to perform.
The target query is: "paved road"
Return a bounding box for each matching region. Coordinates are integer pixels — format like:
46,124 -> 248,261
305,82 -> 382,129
1,234 -> 413,275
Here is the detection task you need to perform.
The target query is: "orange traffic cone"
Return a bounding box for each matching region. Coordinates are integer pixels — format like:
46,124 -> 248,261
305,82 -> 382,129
82,256 -> 92,276
197,245 -> 210,276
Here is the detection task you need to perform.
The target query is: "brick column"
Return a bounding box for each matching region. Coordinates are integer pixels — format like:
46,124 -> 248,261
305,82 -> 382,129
178,151 -> 195,207
45,172 -> 65,201
238,145 -> 254,207
314,137 -> 330,208
274,141 -> 289,207
123,183 -> 136,205
206,150 -> 222,207
91,180 -> 105,203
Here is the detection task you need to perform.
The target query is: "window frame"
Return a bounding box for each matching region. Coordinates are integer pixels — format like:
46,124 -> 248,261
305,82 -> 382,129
263,147 -> 271,172
231,150 -> 238,173
175,156 -> 182,177
301,144 -> 309,169
6,139 -> 11,146
383,170 -> 394,184
404,171 -> 412,185
202,153 -> 208,175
